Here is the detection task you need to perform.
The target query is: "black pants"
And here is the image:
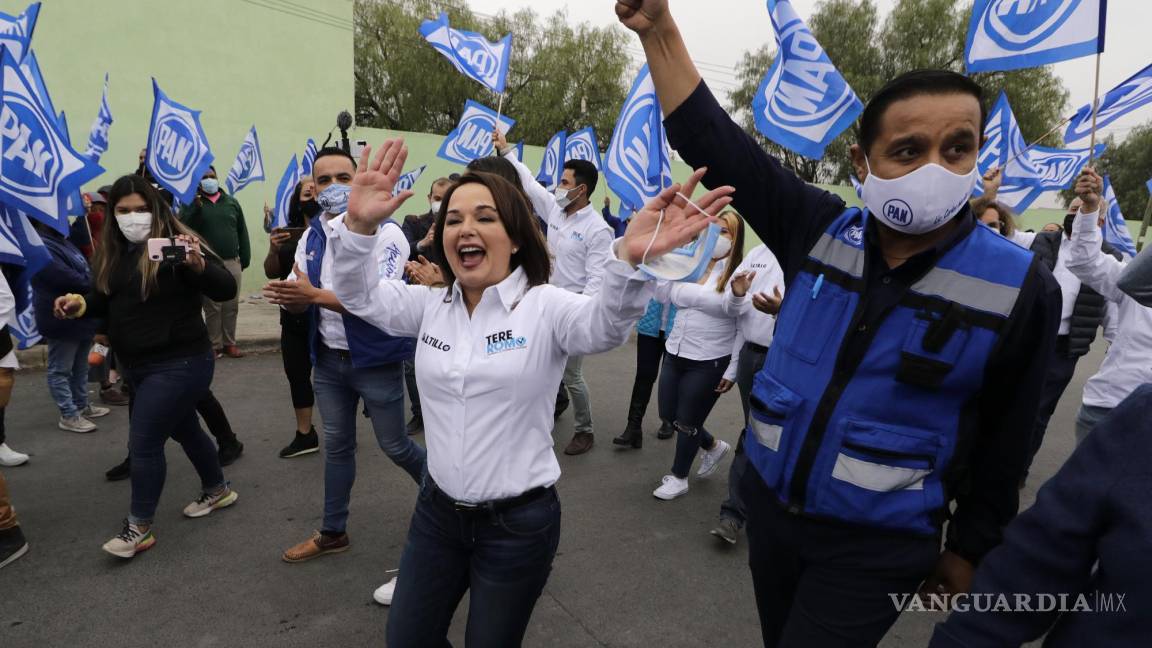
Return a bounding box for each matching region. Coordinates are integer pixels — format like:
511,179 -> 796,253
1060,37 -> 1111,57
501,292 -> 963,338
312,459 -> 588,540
659,353 -> 728,478
280,311 -> 314,410
720,342 -> 769,524
742,468 -> 939,647
125,385 -> 236,446
625,332 -> 666,428
404,359 -> 420,418
1025,338 -> 1079,473
0,406 -> 6,445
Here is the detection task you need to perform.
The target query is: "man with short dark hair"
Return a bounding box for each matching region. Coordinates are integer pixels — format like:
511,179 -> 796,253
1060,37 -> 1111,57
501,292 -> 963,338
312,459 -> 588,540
180,165 -> 251,358
618,2 -> 1060,645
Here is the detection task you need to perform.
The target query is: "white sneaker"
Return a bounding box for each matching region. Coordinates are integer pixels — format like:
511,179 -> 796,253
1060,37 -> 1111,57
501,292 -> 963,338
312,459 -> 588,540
697,439 -> 731,478
82,405 -> 111,419
0,443 -> 29,467
58,416 -> 97,433
102,520 -> 155,559
373,576 -> 398,606
653,475 -> 689,500
182,486 -> 239,518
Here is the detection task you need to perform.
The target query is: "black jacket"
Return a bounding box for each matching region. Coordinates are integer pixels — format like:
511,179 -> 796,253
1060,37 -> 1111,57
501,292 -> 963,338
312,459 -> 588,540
81,246 -> 236,368
1030,231 -> 1122,357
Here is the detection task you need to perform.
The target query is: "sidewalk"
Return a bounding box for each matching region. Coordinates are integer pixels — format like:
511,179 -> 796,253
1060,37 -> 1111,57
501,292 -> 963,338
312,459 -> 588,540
14,294 -> 284,370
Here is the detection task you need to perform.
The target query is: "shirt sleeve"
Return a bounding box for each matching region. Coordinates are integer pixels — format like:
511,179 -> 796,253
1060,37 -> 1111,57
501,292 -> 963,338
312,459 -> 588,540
1116,240 -> 1152,307
944,258 -> 1061,564
1065,209 -> 1126,303
236,201 -> 251,269
374,221 -> 411,282
723,326 -> 744,382
659,281 -> 745,318
503,149 -> 563,226
580,228 -> 615,298
548,244 -> 654,358
327,218 -> 428,338
662,81 -> 847,283
0,269 -> 14,328
184,255 -> 238,302
293,229 -> 310,280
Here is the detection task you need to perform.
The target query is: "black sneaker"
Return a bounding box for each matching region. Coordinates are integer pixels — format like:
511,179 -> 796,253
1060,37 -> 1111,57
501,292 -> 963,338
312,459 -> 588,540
105,456 -> 131,482
406,414 -> 424,436
279,427 -> 319,459
218,438 -> 244,467
0,525 -> 28,570
657,421 -> 676,440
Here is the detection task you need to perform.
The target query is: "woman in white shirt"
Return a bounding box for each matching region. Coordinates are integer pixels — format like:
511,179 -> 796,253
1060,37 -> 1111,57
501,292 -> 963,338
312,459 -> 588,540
651,211 -> 751,501
296,138 -> 733,647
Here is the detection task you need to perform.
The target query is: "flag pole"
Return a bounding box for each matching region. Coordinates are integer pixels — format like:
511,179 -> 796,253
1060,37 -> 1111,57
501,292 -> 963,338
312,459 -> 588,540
1088,52 -> 1103,164
1138,194 -> 1152,252
1002,115 -> 1074,167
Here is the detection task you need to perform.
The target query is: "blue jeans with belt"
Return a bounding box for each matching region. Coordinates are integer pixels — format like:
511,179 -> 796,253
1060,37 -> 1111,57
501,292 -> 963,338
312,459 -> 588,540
312,346 -> 426,534
124,351 -> 223,525
386,478 -> 562,648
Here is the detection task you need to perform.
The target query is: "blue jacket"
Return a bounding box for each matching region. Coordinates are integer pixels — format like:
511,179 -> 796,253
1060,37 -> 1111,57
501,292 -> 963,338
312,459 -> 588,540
32,227 -> 97,341
931,384 -> 1152,648
747,208 -> 1033,536
305,217 -> 414,368
636,299 -> 676,338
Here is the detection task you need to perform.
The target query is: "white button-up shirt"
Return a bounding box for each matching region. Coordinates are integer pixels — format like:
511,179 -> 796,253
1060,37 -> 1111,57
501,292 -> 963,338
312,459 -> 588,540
1067,210 -> 1152,409
327,219 -> 652,502
292,214 -> 408,350
732,244 -> 784,348
656,261 -> 745,380
504,152 -> 614,296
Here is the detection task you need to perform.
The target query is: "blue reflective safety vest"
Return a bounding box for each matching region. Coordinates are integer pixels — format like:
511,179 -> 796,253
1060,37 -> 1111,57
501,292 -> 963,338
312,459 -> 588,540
746,208 -> 1033,535
304,217 -> 415,368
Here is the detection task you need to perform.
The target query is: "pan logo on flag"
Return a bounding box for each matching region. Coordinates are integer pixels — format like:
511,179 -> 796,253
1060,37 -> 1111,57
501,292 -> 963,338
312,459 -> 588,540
437,100 -> 514,166
567,137 -> 596,161
449,32 -> 501,83
882,199 -> 913,227
234,141 -> 258,179
1,96 -> 62,193
982,0 -> 1081,50
765,20 -> 858,130
152,110 -> 199,182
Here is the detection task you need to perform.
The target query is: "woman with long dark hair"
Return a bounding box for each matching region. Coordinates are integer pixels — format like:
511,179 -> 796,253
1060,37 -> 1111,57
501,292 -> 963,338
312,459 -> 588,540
267,138 -> 733,646
55,175 -> 240,559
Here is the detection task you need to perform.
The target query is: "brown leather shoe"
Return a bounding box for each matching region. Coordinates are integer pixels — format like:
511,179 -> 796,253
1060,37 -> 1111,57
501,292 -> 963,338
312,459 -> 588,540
281,531 -> 350,563
223,345 -> 245,359
100,385 -> 129,406
563,432 -> 595,456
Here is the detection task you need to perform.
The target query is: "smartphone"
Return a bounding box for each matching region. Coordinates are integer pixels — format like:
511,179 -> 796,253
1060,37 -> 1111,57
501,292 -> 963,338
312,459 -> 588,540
273,227 -> 306,243
146,237 -> 191,263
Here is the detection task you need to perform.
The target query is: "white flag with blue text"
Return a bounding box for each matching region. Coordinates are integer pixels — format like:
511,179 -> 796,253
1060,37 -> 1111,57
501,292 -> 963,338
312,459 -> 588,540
1102,175 -> 1136,257
966,0 -> 1106,73
225,126 -> 265,195
978,91 -> 1043,186
752,0 -> 863,160
272,155 -> 300,230
437,100 -> 515,166
301,138 -> 317,176
0,2 -> 39,63
145,79 -> 215,206
395,165 -> 426,194
606,65 -> 672,218
1065,62 -> 1152,143
419,12 -> 512,94
85,73 -> 113,162
564,127 -> 602,170
1027,143 -> 1105,190
536,130 -> 566,190
0,205 -> 49,349
0,49 -> 103,234
18,50 -> 53,117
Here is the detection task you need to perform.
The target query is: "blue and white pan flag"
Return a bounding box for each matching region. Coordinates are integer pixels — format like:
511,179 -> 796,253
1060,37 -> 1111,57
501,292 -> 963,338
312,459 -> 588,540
272,155 -> 300,230
85,73 -> 113,162
436,99 -> 515,165
1102,175 -> 1136,258
536,130 -> 566,190
0,205 -> 49,349
564,127 -> 602,170
301,138 -> 317,176
849,174 -> 863,200
0,49 -> 102,234
965,0 -> 1106,73
145,79 -> 214,206
1027,143 -> 1105,190
0,2 -> 40,63
18,50 -> 54,118
994,182 -> 1047,213
225,125 -> 265,195
513,140 -> 524,161
977,91 -> 1044,186
53,111 -> 86,219
419,12 -> 512,94
606,65 -> 672,219
395,164 -> 426,194
1065,62 -> 1152,143
752,0 -> 862,160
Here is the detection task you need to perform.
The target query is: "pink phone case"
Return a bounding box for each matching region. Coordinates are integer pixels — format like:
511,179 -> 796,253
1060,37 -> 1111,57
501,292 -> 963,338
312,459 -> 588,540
146,238 -> 190,261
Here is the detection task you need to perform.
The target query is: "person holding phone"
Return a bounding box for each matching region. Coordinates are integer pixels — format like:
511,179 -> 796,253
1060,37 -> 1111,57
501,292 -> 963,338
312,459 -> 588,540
54,174 -> 240,559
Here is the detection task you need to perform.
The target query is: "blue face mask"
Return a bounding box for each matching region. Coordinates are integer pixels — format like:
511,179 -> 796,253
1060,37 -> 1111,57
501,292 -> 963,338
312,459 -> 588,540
200,178 -> 220,195
317,183 -> 352,215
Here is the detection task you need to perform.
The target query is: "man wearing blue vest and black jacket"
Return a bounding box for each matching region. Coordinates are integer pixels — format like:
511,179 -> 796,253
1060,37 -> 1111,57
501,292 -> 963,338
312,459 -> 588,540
617,2 -> 1061,646
267,147 -> 427,569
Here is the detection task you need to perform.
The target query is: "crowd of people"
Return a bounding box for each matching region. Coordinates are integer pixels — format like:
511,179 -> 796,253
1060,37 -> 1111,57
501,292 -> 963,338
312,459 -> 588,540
2,1 -> 1151,646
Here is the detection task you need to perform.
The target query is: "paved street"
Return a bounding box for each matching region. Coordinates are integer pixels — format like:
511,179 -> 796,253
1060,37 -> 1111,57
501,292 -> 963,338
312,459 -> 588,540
2,338 -> 1089,647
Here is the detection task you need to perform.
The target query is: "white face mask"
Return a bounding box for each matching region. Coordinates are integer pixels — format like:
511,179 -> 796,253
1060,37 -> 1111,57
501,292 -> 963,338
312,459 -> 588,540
861,160 -> 978,235
711,236 -> 732,260
116,212 -> 153,243
429,200 -> 442,215
554,187 -> 576,210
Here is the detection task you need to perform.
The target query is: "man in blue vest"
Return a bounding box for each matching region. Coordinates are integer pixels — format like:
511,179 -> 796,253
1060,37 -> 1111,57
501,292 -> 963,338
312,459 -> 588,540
617,2 -> 1061,646
265,147 -> 427,566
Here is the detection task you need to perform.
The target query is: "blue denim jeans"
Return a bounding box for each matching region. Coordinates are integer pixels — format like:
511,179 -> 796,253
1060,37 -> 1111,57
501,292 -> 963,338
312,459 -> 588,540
386,479 -> 562,647
312,347 -> 426,534
46,337 -> 91,418
123,352 -> 223,524
659,353 -> 729,478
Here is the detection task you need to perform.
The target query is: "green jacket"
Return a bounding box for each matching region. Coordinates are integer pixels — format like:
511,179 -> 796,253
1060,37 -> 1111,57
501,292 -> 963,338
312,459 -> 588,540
180,190 -> 251,268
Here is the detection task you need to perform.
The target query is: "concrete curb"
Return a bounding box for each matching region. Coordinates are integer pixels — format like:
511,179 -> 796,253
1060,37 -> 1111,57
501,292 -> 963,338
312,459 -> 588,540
15,336 -> 283,370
